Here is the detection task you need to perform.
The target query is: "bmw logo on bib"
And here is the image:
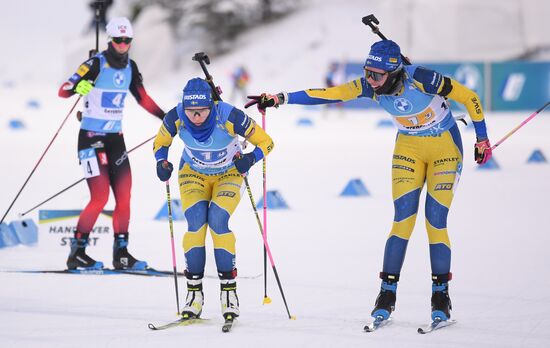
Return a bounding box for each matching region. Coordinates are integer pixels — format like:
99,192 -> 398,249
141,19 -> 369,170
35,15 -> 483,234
394,98 -> 413,113
113,71 -> 125,87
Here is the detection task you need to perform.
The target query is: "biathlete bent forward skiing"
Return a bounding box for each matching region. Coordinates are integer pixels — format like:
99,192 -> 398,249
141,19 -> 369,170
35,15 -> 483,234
246,40 -> 492,324
58,17 -> 165,270
153,78 -> 274,321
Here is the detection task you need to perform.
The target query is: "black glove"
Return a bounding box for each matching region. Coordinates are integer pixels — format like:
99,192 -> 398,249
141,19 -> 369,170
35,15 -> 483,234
233,153 -> 256,174
245,93 -> 285,109
156,160 -> 173,181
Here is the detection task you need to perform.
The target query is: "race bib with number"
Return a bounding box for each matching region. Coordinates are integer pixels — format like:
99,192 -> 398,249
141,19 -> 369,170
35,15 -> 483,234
79,148 -> 100,178
101,91 -> 127,108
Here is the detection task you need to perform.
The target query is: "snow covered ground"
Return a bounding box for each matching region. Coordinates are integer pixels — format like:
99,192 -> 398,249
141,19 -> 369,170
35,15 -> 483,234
2,107 -> 550,348
1,1 -> 550,347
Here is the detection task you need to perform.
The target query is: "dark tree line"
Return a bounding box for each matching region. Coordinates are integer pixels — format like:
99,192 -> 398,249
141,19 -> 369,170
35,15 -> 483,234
126,0 -> 303,56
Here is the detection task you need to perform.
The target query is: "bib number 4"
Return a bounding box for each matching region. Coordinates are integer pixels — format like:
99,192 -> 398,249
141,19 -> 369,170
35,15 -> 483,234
79,148 -> 100,178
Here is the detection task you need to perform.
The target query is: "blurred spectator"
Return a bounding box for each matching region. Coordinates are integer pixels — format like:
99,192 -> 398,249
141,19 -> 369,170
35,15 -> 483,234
324,62 -> 344,116
229,65 -> 250,105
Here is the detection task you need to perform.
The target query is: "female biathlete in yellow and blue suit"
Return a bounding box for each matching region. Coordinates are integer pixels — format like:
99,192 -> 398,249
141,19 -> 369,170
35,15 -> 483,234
246,40 -> 492,323
153,78 -> 274,321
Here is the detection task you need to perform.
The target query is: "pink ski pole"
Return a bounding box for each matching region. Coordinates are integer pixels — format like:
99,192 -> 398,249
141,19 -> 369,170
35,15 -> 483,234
491,101 -> 550,150
242,173 -> 294,320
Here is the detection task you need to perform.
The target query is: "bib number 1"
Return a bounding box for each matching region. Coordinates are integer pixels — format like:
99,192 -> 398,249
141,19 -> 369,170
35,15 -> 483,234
79,148 -> 100,178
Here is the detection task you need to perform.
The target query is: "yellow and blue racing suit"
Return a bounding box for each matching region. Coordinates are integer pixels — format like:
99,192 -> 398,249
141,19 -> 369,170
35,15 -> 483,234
284,65 -> 488,277
153,101 -> 274,278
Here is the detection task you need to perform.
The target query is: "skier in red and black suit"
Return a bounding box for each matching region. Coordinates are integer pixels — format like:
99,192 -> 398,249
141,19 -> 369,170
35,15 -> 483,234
58,17 -> 164,270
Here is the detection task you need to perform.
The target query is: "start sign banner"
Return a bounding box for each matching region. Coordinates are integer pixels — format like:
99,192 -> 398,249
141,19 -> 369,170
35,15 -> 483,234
38,210 -> 113,248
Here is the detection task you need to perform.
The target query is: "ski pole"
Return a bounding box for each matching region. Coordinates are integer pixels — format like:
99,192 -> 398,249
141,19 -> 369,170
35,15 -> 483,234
165,179 -> 181,314
259,107 -> 271,305
361,14 -> 411,65
1,97 -> 81,224
18,135 -> 156,217
491,101 -> 550,150
242,173 -> 295,320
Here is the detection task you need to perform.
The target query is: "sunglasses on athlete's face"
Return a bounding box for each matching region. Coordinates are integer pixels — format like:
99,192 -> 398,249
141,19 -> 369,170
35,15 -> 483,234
185,108 -> 210,117
366,69 -> 387,82
112,37 -> 133,45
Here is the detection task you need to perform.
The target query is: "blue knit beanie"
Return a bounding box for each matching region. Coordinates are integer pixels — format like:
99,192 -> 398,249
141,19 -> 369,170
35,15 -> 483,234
364,40 -> 402,72
183,78 -> 213,108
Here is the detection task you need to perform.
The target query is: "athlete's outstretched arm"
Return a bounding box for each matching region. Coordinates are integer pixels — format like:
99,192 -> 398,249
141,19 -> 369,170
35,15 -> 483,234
287,78 -> 374,105
129,60 -> 165,119
246,78 -> 375,109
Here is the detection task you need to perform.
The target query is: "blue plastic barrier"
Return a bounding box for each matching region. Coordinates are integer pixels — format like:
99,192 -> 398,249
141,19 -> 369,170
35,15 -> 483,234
256,190 -> 289,209
155,199 -> 186,221
9,219 -> 38,245
8,119 -> 25,129
27,100 -> 41,109
376,119 -> 394,128
527,149 -> 547,163
297,118 -> 314,126
477,157 -> 500,170
0,222 -> 19,248
340,178 -> 370,197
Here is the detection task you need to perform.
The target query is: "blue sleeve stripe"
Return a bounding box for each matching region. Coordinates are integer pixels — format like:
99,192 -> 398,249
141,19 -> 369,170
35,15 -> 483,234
154,147 -> 169,162
472,120 -> 488,140
288,91 -> 341,105
252,147 -> 264,162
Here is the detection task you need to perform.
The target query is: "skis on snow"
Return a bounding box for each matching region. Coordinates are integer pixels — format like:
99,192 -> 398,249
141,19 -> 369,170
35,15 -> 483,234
148,316 -> 209,331
417,318 -> 457,334
8,267 -> 184,277
6,268 -> 261,279
364,315 -> 392,332
148,315 -> 236,332
364,316 -> 456,333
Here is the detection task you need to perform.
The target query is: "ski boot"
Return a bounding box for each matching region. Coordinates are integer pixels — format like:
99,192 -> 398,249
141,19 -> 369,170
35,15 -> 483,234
181,276 -> 204,319
112,233 -> 148,270
219,270 -> 240,319
431,273 -> 452,321
371,272 -> 399,321
66,233 -> 104,270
